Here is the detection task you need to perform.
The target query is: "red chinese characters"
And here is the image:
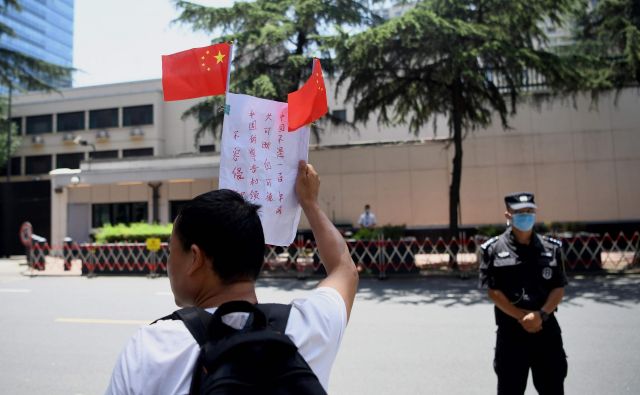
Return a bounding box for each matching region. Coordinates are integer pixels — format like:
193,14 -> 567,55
232,167 -> 245,180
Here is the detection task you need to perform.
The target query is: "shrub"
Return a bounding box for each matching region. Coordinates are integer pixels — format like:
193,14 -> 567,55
94,223 -> 173,244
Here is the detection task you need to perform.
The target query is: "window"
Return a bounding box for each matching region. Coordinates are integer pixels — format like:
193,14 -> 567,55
169,200 -> 190,222
10,117 -> 22,135
91,202 -> 148,228
123,148 -> 154,158
25,155 -> 52,175
57,111 -> 85,132
0,157 -> 21,176
56,153 -> 84,169
123,105 -> 153,126
199,144 -> 216,153
89,108 -> 118,129
332,109 -> 347,122
89,150 -> 119,160
26,115 -> 52,135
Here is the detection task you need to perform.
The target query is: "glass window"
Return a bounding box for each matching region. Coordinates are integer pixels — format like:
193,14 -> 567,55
89,150 -> 119,160
10,117 -> 22,135
55,153 -> 84,169
91,202 -> 149,228
89,108 -> 118,129
0,157 -> 21,176
123,105 -> 153,126
122,148 -> 153,158
25,155 -> 52,175
26,114 -> 52,135
332,109 -> 347,122
92,204 -> 111,228
57,111 -> 85,132
169,200 -> 190,222
199,144 -> 216,153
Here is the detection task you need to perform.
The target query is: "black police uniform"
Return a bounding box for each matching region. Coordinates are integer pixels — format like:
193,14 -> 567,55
480,229 -> 568,395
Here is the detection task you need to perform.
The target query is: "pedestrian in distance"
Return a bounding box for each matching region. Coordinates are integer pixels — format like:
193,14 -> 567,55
357,204 -> 377,229
105,160 -> 358,395
479,192 -> 568,395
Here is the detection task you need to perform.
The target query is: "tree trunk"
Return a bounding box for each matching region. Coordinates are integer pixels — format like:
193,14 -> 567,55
449,78 -> 464,271
449,79 -> 463,238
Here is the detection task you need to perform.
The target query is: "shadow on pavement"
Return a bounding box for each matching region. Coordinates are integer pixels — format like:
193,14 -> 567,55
562,274 -> 640,308
259,274 -> 640,307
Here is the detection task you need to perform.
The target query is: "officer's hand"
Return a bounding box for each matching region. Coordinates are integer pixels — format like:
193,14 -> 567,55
519,312 -> 542,333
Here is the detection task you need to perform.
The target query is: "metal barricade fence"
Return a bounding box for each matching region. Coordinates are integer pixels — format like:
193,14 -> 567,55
25,232 -> 640,276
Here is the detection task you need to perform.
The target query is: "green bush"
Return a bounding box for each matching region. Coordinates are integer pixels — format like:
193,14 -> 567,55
353,224 -> 407,241
94,223 -> 173,244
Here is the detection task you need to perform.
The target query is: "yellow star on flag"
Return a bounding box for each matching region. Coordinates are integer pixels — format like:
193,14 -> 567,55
214,51 -> 226,64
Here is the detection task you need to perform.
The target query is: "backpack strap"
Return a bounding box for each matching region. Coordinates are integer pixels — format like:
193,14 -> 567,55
256,303 -> 292,334
153,307 -> 213,347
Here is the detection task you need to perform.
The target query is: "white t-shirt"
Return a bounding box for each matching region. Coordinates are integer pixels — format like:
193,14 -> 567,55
358,211 -> 377,228
105,287 -> 347,395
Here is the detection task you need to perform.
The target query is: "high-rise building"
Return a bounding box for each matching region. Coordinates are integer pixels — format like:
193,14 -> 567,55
0,0 -> 74,87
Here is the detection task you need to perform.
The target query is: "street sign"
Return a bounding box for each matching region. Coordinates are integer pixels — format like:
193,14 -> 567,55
146,238 -> 162,252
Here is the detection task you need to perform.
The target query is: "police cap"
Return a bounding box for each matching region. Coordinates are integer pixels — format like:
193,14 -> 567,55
504,192 -> 537,210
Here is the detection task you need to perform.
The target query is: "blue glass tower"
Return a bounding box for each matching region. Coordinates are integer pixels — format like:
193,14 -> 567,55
0,0 -> 74,87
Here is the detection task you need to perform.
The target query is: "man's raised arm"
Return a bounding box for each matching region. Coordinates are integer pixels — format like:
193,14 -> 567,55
295,160 -> 358,320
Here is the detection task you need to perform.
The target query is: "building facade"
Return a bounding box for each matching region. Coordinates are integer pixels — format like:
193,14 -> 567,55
3,79 -> 639,251
0,0 -> 74,87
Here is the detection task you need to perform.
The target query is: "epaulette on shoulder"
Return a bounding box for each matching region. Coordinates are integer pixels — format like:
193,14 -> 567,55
480,236 -> 499,251
542,235 -> 563,248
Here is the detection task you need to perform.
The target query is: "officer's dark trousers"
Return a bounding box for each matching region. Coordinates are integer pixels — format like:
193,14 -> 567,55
494,318 -> 567,395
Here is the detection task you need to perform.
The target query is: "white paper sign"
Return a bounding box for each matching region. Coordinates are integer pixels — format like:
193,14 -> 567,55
219,93 -> 310,246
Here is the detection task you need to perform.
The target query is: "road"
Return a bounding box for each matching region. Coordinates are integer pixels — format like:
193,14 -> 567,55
1,259 -> 639,394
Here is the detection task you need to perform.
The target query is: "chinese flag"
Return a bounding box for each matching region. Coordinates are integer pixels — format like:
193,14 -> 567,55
162,43 -> 230,101
287,58 -> 328,131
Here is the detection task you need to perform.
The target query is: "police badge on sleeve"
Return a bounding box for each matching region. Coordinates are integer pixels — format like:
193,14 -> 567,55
542,267 -> 553,280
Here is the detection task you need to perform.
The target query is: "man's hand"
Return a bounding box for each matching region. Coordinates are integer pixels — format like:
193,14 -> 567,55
295,160 -> 320,209
519,311 -> 543,333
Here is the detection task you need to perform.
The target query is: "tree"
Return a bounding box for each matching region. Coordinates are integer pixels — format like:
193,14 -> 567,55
0,0 -> 74,169
575,0 -> 640,89
172,0 -> 382,144
333,0 -> 587,237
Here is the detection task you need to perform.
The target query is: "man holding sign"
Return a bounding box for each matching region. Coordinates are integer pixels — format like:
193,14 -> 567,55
106,161 -> 358,394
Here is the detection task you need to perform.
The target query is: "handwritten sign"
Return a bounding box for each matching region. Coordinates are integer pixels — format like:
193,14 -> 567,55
219,93 -> 310,246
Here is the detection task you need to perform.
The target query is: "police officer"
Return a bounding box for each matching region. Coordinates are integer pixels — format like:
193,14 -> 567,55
480,192 -> 568,395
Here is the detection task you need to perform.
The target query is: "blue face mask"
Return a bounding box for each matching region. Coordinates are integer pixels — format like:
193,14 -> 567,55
512,213 -> 536,231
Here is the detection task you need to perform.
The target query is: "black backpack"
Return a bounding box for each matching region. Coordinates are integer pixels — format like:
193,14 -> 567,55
157,301 -> 327,395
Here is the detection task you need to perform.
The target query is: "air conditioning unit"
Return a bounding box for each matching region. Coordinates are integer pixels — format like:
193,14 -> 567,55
62,133 -> 76,143
130,127 -> 144,138
31,135 -> 44,145
96,129 -> 110,141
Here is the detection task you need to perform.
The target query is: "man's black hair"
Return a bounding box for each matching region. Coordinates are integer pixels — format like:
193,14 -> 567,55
174,189 -> 265,283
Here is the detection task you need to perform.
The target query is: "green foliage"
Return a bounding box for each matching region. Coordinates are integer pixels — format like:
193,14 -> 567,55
0,0 -> 73,91
353,224 -> 407,240
0,98 -> 21,168
94,223 -> 173,244
353,227 -> 381,240
574,0 -> 640,88
173,0 -> 379,143
477,224 -> 507,238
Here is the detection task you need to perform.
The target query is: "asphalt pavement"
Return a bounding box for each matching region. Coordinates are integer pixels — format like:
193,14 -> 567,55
1,258 -> 639,394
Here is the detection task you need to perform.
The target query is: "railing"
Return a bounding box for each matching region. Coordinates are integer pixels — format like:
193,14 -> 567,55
26,232 -> 640,277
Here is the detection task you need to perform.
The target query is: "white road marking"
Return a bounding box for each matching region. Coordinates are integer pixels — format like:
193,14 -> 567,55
55,318 -> 150,325
0,288 -> 31,293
